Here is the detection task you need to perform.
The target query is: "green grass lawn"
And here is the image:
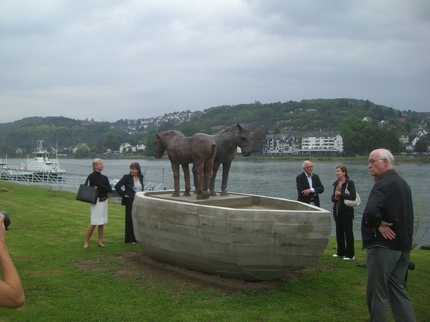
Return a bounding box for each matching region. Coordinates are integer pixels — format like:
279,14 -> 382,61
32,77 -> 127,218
0,182 -> 429,321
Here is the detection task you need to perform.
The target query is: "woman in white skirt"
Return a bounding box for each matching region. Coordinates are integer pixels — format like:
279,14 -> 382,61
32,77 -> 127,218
83,158 -> 112,249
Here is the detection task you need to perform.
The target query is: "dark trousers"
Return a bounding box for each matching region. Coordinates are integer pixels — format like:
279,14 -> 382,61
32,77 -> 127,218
366,248 -> 415,321
334,212 -> 355,258
124,198 -> 136,243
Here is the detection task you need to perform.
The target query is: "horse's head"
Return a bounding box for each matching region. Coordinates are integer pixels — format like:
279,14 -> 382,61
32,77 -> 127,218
154,130 -> 186,158
235,124 -> 253,157
154,133 -> 166,158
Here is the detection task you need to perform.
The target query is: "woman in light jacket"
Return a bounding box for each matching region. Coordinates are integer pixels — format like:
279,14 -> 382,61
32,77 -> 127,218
115,162 -> 144,244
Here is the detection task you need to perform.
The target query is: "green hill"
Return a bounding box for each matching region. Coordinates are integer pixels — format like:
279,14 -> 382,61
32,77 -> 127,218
0,98 -> 428,157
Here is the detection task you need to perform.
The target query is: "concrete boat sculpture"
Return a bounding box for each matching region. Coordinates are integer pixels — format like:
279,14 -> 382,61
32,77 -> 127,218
132,191 -> 331,281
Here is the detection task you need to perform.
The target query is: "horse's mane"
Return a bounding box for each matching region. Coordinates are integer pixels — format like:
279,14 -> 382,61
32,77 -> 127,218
163,130 -> 185,137
215,124 -> 242,137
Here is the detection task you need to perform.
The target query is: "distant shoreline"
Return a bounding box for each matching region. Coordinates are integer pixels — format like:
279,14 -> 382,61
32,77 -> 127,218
54,154 -> 430,164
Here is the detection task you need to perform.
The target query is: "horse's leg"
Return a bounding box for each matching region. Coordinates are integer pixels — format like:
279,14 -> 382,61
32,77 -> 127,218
209,161 -> 221,196
182,163 -> 191,196
192,165 -> 198,194
171,162 -> 180,197
203,158 -> 215,199
193,162 -> 204,199
203,144 -> 217,199
220,162 -> 231,196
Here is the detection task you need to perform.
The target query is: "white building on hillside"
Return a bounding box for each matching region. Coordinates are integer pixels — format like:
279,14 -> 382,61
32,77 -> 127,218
399,135 -> 409,145
262,133 -> 299,155
119,142 -> 146,154
119,143 -> 133,153
301,131 -> 343,154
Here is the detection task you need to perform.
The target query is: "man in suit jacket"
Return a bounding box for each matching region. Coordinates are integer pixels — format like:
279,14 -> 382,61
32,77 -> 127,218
296,160 -> 324,206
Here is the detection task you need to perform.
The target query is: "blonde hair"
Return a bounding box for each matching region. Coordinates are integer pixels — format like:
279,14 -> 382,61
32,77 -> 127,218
92,158 -> 102,171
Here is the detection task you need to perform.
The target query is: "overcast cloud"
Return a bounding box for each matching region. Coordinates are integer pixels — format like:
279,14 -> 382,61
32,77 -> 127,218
1,0 -> 429,123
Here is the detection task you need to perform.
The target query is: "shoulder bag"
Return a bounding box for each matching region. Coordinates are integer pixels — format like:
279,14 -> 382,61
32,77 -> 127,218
344,183 -> 361,207
76,177 -> 98,204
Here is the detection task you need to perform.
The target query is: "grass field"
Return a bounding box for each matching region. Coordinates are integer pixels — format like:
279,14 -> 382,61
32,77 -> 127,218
0,181 -> 429,321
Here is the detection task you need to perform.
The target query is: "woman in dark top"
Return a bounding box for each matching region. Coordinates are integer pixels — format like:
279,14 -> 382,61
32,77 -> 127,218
83,158 -> 112,249
115,162 -> 144,244
331,165 -> 356,260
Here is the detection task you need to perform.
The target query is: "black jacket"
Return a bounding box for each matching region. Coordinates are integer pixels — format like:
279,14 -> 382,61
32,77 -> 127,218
296,172 -> 324,206
114,173 -> 144,205
87,171 -> 112,198
331,178 -> 356,216
361,170 -> 414,251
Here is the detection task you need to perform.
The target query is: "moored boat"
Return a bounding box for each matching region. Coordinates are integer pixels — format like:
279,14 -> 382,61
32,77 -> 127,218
0,140 -> 66,181
26,140 -> 66,175
132,191 -> 332,281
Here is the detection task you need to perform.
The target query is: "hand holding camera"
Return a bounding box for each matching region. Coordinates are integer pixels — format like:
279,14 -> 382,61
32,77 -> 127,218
0,210 -> 25,308
0,211 -> 10,230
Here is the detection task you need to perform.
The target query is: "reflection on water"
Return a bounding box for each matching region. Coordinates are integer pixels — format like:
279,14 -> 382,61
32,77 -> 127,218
5,158 -> 430,247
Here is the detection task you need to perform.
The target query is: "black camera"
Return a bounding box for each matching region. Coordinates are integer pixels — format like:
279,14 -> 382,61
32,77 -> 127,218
1,211 -> 10,230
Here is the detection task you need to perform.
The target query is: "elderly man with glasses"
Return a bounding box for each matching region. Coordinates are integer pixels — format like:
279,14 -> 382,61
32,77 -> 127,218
296,160 -> 324,206
361,148 -> 416,321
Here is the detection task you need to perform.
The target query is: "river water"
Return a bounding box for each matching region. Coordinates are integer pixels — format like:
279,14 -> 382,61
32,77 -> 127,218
5,158 -> 430,248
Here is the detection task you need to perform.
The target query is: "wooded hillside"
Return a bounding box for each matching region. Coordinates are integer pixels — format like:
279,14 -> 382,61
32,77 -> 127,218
0,98 -> 427,157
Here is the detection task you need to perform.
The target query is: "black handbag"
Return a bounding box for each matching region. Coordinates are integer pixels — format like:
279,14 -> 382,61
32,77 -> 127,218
76,178 -> 98,204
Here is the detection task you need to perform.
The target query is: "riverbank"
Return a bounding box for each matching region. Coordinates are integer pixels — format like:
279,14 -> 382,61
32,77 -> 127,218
62,153 -> 430,164
4,157 -> 430,248
243,154 -> 430,163
0,182 -> 429,321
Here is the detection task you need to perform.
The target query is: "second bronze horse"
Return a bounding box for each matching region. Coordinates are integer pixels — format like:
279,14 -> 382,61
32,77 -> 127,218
154,130 -> 217,199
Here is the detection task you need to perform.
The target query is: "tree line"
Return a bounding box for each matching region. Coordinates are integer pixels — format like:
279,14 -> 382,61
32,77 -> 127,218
0,99 -> 428,158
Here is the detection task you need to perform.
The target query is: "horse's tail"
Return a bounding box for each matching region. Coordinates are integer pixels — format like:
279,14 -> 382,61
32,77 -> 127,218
210,143 -> 217,161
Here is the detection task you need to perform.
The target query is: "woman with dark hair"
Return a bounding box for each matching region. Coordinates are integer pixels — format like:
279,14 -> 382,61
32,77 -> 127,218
115,162 -> 144,244
331,165 -> 356,260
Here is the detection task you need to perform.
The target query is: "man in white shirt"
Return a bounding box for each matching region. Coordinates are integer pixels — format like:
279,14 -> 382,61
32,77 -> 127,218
296,160 -> 324,206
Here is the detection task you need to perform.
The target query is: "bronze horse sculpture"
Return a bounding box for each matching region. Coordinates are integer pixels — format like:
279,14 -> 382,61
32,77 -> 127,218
193,124 -> 253,196
154,130 -> 217,199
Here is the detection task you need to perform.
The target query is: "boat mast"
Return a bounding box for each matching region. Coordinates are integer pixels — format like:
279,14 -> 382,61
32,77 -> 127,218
37,140 -> 44,152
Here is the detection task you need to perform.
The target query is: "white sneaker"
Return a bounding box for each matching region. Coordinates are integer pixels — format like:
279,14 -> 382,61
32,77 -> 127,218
343,256 -> 355,261
332,254 -> 340,258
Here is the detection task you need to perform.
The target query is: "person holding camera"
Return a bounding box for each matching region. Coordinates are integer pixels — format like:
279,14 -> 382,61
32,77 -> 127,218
0,212 -> 25,308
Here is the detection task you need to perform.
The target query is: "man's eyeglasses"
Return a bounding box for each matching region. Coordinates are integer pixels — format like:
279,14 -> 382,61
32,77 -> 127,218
304,165 -> 314,169
368,158 -> 384,164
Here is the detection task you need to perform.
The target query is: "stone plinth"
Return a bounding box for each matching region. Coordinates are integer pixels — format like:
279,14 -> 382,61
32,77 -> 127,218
132,191 -> 331,281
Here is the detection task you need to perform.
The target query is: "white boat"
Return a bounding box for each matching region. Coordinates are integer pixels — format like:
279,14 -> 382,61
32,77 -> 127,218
132,191 -> 331,281
0,156 -> 6,169
0,141 -> 65,180
26,140 -> 66,175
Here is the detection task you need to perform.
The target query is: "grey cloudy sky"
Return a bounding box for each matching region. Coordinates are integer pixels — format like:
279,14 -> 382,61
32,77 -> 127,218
1,0 -> 429,123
